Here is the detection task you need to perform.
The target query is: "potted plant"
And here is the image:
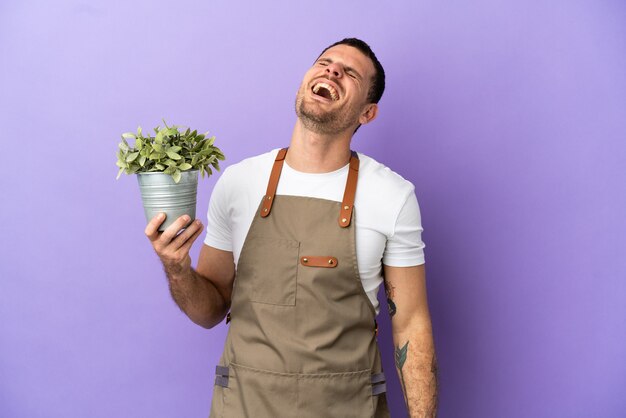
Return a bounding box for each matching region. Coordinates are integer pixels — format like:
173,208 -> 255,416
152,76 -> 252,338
116,120 -> 225,231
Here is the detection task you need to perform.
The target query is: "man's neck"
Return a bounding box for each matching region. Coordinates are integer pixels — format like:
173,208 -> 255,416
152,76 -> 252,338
286,120 -> 354,173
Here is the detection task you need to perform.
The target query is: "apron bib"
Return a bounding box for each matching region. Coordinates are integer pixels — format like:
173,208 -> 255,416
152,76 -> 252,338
210,148 -> 390,417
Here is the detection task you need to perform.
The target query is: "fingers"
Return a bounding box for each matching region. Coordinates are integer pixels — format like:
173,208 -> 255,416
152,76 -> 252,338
145,212 -> 166,242
176,220 -> 205,254
170,219 -> 204,252
144,213 -> 204,268
155,215 -> 189,244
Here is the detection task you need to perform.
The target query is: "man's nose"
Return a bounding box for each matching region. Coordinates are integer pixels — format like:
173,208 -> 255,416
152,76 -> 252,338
325,63 -> 343,78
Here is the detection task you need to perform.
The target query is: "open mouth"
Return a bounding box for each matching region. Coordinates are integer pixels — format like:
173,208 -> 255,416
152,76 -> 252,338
312,82 -> 339,101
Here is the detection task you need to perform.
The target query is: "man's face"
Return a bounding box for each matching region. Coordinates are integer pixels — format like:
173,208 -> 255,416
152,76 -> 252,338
295,44 -> 377,135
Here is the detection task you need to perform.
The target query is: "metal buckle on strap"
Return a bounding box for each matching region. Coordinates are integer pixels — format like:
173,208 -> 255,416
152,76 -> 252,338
371,372 -> 387,395
215,365 -> 230,387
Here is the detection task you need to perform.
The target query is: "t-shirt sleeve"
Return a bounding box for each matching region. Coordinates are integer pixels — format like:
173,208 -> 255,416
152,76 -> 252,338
382,190 -> 426,267
203,168 -> 233,251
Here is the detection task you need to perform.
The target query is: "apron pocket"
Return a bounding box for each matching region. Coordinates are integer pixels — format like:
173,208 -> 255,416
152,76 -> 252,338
223,364 -> 376,418
296,369 -> 374,418
240,236 -> 300,306
224,362 -> 298,418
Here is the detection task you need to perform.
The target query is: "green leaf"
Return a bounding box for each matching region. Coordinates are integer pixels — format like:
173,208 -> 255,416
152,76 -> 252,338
172,170 -> 181,183
125,152 -> 139,163
166,151 -> 181,160
116,167 -> 125,179
169,145 -> 182,153
149,152 -> 161,159
178,162 -> 192,170
164,166 -> 176,175
138,155 -> 147,166
154,163 -> 165,170
152,142 -> 163,152
121,132 -> 136,139
155,130 -> 165,143
137,126 -> 143,137
118,141 -> 129,152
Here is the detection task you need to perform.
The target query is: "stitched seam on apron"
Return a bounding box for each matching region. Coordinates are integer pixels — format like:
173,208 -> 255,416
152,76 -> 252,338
231,361 -> 371,378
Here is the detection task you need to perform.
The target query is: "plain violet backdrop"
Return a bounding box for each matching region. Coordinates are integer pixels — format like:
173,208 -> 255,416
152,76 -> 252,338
1,1 -> 625,417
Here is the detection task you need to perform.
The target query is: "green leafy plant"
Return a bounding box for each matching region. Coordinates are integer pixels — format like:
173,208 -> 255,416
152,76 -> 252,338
116,120 -> 225,183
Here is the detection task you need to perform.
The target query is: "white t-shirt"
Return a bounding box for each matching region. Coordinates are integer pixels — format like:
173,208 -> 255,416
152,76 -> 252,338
204,148 -> 426,315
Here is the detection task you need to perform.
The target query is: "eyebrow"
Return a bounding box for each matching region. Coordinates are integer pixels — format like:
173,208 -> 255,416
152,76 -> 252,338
316,57 -> 363,80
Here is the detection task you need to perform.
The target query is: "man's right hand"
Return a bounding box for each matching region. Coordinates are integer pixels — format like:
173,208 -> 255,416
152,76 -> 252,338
144,213 -> 205,276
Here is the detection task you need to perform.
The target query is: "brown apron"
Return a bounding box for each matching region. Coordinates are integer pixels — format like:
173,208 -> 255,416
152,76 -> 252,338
210,148 -> 391,418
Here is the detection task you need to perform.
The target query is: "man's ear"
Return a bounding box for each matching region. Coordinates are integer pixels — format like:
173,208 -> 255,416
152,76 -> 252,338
359,103 -> 379,125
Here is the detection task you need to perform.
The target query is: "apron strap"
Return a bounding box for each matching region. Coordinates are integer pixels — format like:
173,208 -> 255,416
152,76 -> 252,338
260,148 -> 360,227
260,148 -> 288,218
339,151 -> 359,228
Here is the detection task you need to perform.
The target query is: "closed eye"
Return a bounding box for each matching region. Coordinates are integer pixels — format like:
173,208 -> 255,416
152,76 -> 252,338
344,66 -> 362,80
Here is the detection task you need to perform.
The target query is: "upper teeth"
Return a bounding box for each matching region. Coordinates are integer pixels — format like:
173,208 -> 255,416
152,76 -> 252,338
313,82 -> 339,101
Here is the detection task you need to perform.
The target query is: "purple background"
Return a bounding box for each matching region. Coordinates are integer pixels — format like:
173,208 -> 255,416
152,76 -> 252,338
1,1 -> 625,417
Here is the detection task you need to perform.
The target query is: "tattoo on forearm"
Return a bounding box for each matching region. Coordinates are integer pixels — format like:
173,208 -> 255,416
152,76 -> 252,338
395,341 -> 409,397
396,338 -> 439,417
384,278 -> 397,317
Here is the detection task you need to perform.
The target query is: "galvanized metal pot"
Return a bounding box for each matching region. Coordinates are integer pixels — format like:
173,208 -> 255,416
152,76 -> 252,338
136,170 -> 199,232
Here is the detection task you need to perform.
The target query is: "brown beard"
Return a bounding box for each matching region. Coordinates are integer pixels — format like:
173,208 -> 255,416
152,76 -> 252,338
294,86 -> 361,135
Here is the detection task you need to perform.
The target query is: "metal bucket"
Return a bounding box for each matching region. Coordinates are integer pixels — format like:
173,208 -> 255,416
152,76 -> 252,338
136,170 -> 199,232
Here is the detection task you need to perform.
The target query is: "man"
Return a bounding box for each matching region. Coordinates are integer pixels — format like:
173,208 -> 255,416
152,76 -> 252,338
145,38 -> 438,417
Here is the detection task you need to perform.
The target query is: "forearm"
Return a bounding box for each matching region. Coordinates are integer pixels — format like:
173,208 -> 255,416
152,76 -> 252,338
393,327 -> 439,417
163,261 -> 228,329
